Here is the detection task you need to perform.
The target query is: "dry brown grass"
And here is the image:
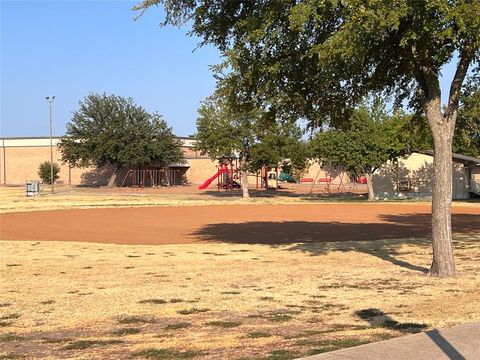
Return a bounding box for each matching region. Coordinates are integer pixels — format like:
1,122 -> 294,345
0,185 -> 446,215
1,185 -> 479,359
1,234 -> 479,359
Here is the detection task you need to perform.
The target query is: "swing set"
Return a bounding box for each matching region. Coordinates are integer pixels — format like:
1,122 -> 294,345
120,168 -> 182,187
307,168 -> 366,194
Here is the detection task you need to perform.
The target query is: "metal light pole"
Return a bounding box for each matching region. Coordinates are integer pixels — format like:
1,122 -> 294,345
46,96 -> 55,194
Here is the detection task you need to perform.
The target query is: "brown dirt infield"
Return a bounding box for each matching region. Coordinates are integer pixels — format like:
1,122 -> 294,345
1,203 -> 479,245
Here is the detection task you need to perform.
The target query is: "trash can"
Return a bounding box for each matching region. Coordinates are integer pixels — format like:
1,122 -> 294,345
25,181 -> 40,197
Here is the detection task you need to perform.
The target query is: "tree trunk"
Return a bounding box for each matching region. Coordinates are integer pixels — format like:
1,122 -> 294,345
428,119 -> 457,277
365,172 -> 375,201
240,157 -> 250,199
107,170 -> 118,187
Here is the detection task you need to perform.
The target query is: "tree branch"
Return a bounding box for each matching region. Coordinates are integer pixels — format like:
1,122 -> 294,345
445,47 -> 475,121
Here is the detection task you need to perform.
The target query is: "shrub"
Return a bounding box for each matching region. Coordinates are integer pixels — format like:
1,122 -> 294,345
38,161 -> 60,184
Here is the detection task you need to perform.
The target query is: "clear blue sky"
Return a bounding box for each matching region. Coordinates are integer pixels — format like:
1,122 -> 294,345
1,0 -> 220,137
1,1 -> 460,138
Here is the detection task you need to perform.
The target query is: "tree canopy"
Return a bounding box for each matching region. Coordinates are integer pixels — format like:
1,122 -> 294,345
136,0 -> 479,124
453,77 -> 480,158
136,0 -> 480,276
310,101 -> 412,200
195,94 -> 307,197
59,93 -> 185,172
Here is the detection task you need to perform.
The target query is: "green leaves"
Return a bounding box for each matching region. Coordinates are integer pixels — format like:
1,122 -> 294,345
195,94 -> 307,173
310,101 -> 413,176
59,93 -> 185,169
137,0 -> 479,126
37,161 -> 60,184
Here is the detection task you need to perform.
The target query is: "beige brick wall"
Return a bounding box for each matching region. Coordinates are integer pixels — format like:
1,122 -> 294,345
0,139 -> 218,186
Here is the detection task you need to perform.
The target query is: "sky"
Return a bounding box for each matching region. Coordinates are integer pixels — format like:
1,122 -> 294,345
1,0 -> 221,137
1,0 -> 461,138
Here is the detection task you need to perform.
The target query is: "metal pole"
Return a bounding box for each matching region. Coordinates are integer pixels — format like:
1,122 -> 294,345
46,96 -> 55,194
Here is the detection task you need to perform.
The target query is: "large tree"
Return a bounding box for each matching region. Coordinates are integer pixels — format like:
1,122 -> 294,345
136,0 -> 480,277
195,94 -> 306,198
311,103 -> 412,201
59,93 -> 185,186
453,76 -> 480,158
407,75 -> 480,157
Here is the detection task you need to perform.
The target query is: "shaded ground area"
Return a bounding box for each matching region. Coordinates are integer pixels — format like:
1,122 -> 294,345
1,203 -> 479,245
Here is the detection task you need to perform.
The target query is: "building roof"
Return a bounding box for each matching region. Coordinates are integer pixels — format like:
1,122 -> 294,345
0,136 -> 195,148
417,150 -> 480,165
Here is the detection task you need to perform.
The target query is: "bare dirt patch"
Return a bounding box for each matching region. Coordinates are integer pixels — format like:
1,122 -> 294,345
1,203 -> 478,245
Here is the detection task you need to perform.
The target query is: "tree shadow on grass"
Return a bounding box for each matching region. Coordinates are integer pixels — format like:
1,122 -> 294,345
355,308 -> 428,333
201,188 -> 367,199
191,213 -> 479,273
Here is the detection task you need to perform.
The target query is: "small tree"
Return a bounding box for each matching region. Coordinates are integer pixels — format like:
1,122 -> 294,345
195,95 -> 255,198
59,93 -> 185,186
311,103 -> 412,201
38,161 -> 60,185
195,95 -> 306,198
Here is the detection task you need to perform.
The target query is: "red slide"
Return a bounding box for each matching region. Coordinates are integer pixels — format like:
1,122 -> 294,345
198,168 -> 228,190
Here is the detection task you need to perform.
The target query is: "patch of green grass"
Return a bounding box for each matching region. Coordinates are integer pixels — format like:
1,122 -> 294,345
264,350 -> 298,360
133,348 -> 204,359
261,313 -> 294,323
302,337 -> 373,355
40,300 -> 55,305
138,299 -> 167,305
247,331 -> 272,338
0,354 -> 22,359
205,320 -> 242,328
63,339 -> 123,350
40,337 -> 72,344
118,315 -> 155,324
165,322 -> 191,330
284,330 -> 324,339
0,333 -> 23,342
112,327 -> 141,336
169,298 -> 185,303
248,311 -> 300,322
177,308 -> 210,315
0,313 -> 20,321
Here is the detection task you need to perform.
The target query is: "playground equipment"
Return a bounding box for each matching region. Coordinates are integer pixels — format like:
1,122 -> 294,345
198,165 -> 228,190
255,165 -> 279,190
198,162 -> 240,190
198,162 -> 279,191
307,168 -> 364,194
120,169 -> 183,187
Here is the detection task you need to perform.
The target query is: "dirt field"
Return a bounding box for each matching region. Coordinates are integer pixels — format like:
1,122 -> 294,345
1,203 -> 479,245
1,190 -> 479,360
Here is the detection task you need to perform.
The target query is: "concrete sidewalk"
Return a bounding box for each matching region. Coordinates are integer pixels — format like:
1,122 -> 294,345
300,322 -> 480,360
